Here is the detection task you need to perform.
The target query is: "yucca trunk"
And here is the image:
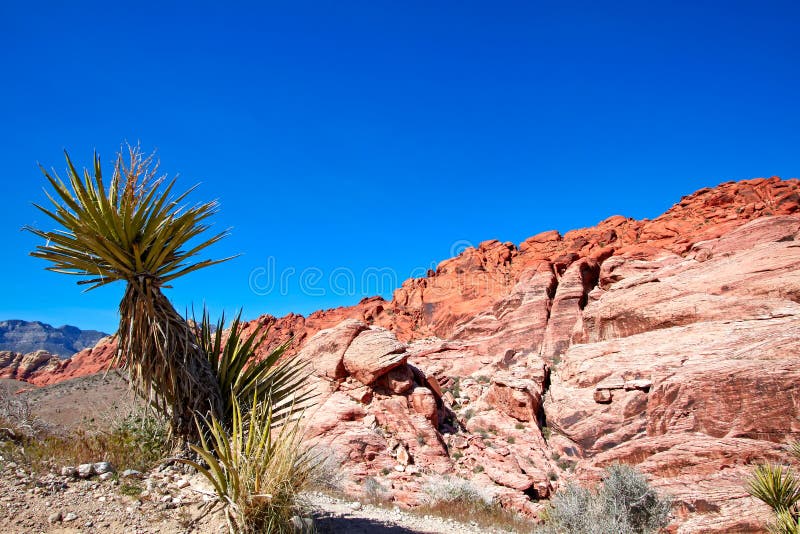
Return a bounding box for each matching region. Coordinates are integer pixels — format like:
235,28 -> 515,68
118,277 -> 223,439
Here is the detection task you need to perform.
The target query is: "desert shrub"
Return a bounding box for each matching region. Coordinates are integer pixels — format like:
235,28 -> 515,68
181,392 -> 315,534
556,458 -> 577,471
538,464 -> 671,534
424,476 -> 494,508
0,392 -> 49,440
119,482 -> 144,497
198,310 -> 313,427
450,377 -> 461,398
363,476 -> 389,504
309,449 -> 346,492
418,476 -> 528,531
106,410 -> 171,471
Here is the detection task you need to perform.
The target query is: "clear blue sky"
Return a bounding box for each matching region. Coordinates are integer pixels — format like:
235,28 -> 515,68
1,1 -> 798,334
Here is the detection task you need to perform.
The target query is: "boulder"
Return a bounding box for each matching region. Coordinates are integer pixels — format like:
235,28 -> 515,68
343,328 -> 407,385
298,319 -> 368,380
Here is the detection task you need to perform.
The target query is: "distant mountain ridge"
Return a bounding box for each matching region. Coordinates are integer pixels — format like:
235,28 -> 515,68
0,320 -> 108,358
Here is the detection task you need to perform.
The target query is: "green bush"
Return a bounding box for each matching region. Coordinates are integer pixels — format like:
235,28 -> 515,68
108,410 -> 171,471
538,464 -> 671,534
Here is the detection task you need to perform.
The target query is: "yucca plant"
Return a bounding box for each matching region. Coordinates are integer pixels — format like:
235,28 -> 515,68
771,509 -> 800,534
25,146 -> 231,438
748,463 -> 800,523
197,310 -> 315,426
180,390 -> 316,533
748,463 -> 800,512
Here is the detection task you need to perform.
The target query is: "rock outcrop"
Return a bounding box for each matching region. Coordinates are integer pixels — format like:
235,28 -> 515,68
0,338 -> 117,386
7,177 -> 800,532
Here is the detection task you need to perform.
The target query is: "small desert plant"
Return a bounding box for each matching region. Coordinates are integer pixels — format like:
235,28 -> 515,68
423,476 -> 494,508
180,392 -> 315,533
105,409 -> 171,471
556,458 -> 576,472
363,476 -> 389,504
771,509 -> 800,534
748,462 -> 800,533
537,464 -> 671,534
418,476 -> 528,531
449,377 -> 461,398
0,392 -> 49,440
748,464 -> 800,514
119,483 -> 144,497
309,449 -> 345,492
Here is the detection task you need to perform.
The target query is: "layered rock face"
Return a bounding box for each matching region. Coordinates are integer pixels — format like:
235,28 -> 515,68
9,177 -> 800,531
0,338 -> 117,386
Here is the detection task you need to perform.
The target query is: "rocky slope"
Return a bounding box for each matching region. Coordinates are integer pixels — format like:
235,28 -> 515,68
7,176 -> 800,532
0,339 -> 116,386
0,320 -> 107,358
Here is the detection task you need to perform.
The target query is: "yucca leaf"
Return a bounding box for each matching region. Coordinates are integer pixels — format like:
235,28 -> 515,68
769,508 -> 800,534
748,463 -> 800,512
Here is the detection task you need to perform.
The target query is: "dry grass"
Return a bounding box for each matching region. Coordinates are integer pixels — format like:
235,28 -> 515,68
0,404 -> 171,477
414,476 -> 531,532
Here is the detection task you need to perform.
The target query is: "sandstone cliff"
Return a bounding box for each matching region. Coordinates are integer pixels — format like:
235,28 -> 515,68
9,176 -> 799,532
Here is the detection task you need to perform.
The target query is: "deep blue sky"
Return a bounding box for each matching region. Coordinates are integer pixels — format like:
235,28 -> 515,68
1,1 -> 798,334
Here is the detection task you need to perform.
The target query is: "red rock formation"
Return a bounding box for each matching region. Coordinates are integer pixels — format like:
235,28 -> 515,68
7,177 -> 800,531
